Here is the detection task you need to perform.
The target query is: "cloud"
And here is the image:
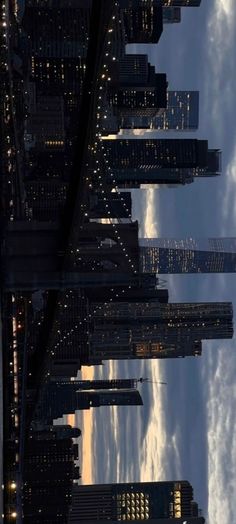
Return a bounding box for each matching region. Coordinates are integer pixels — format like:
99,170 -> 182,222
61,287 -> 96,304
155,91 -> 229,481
203,0 -> 236,141
202,344 -> 236,523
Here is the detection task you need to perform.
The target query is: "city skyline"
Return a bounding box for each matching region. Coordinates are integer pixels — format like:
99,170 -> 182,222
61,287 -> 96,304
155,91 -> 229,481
84,6 -> 236,524
0,1 -> 235,523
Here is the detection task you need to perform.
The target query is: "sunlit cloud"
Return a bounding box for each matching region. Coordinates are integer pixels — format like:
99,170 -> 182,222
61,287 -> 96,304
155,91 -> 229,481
80,366 -> 95,484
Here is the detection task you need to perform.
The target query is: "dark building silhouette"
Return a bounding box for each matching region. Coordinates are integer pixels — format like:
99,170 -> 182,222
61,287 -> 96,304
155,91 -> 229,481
23,428 -> 79,524
89,301 -> 233,362
69,481 -> 205,523
109,54 -> 167,120
163,7 -> 181,23
104,139 -> 221,187
119,0 -> 163,43
140,237 -> 236,274
76,389 -> 143,409
89,192 -> 132,219
23,2 -> 91,60
25,179 -> 68,221
37,380 -> 143,422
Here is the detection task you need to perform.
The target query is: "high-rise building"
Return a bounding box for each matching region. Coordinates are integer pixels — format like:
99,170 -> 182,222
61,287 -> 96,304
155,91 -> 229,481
119,0 -> 163,43
23,2 -> 91,59
162,6 -> 181,23
76,389 -> 143,409
37,380 -> 143,422
109,54 -> 167,119
25,179 -> 68,221
68,481 -> 205,523
152,91 -> 199,130
104,139 -> 221,187
122,91 -> 199,130
140,237 -> 236,274
23,429 -> 79,524
89,301 -> 233,362
162,0 -> 201,6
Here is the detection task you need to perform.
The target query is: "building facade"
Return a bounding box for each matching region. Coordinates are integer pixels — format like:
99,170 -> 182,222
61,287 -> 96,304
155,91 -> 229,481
119,0 -> 163,43
23,429 -> 79,524
88,301 -> 233,362
104,139 -> 221,187
69,481 -> 204,523
162,0 -> 201,6
139,237 -> 236,273
124,91 -> 199,130
37,381 -> 142,422
109,54 -> 167,121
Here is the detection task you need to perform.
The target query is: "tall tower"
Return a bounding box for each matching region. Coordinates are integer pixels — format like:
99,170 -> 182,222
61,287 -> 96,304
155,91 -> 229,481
69,481 -> 205,523
119,0 -> 163,43
37,380 -> 143,422
23,429 -> 79,524
123,91 -> 199,130
109,54 -> 167,121
103,139 -> 221,188
162,1 -> 201,6
139,237 -> 236,274
88,301 -> 233,362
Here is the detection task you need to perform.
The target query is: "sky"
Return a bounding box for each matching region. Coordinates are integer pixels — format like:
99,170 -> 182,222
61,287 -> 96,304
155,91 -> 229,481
76,2 -> 236,524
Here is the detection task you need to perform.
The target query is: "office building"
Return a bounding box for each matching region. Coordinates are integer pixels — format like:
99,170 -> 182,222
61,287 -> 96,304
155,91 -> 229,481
109,54 -> 167,119
140,237 -> 236,274
119,0 -> 163,43
152,91 -> 199,130
123,91 -> 199,130
72,379 -> 139,390
25,93 -> 65,151
88,301 -> 233,362
23,2 -> 91,59
163,7 -> 181,23
25,179 -> 68,221
23,429 -> 79,524
104,139 -> 221,187
37,380 -> 143,422
69,480 -> 205,523
162,0 -> 201,6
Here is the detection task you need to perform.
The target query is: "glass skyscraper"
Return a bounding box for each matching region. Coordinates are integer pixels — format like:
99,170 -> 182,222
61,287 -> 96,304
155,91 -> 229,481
140,238 -> 236,273
119,90 -> 198,130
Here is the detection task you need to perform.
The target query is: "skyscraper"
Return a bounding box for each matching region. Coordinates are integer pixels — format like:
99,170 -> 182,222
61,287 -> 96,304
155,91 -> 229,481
123,91 -> 199,130
139,237 -> 236,274
69,481 -> 205,523
37,380 -> 143,422
162,0 -> 201,6
109,54 -> 167,120
104,139 -> 221,187
151,91 -> 199,130
118,1 -> 163,44
23,429 -> 79,524
88,301 -> 233,362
